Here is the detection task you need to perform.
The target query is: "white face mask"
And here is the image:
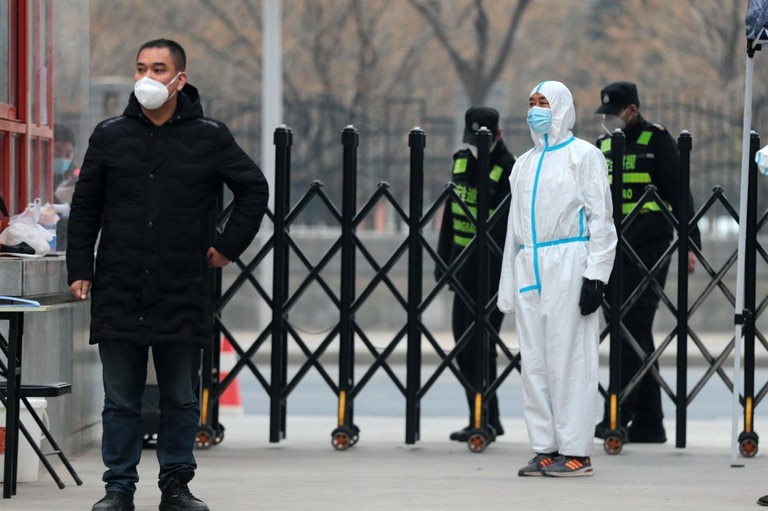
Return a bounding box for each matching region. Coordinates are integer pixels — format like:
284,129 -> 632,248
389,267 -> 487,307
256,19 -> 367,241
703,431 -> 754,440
466,140 -> 497,159
134,73 -> 181,110
601,110 -> 627,135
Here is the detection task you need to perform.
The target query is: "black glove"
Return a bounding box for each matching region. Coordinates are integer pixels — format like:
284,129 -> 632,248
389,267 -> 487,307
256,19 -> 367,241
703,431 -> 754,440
579,278 -> 604,316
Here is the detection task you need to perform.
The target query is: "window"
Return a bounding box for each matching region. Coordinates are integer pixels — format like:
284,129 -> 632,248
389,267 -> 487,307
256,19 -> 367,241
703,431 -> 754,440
0,0 -> 53,216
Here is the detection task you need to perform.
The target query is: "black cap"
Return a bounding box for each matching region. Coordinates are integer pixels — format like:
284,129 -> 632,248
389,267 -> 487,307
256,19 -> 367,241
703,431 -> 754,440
463,106 -> 499,144
595,81 -> 640,115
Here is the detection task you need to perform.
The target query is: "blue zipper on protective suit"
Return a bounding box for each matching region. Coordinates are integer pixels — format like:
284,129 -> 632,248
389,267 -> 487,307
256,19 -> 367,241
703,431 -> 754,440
519,133 -> 586,294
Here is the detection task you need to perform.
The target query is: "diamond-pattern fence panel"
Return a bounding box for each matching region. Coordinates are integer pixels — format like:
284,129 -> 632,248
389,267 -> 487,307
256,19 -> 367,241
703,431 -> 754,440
198,123 -> 768,459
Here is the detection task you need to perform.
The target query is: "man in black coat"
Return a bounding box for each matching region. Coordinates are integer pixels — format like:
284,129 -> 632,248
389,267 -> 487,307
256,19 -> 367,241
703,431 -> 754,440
435,107 -> 515,442
67,39 -> 268,511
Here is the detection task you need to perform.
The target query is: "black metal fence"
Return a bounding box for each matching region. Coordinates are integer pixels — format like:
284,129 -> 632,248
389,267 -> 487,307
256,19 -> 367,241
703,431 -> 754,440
197,122 -> 768,458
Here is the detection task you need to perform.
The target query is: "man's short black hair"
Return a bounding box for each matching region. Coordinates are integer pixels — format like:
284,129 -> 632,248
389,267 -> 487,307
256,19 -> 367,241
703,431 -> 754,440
137,39 -> 187,71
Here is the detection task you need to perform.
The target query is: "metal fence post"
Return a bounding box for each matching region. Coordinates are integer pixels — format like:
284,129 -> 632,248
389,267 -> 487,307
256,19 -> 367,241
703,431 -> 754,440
471,127 -> 492,444
334,125 -> 359,445
606,128 -> 626,452
270,125 -> 292,443
406,127 -> 426,445
736,130 -> 761,456
200,187 -> 225,446
676,130 -> 692,448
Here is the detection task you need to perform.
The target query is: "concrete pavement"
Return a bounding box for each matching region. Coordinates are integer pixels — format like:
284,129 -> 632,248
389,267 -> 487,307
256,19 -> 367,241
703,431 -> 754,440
4,414 -> 768,510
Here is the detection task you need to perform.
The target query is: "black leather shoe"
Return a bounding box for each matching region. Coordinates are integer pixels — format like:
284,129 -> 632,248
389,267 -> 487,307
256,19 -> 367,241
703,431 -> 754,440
595,420 -> 629,439
92,491 -> 135,511
449,426 -> 472,441
159,480 -> 209,511
594,421 -> 609,439
451,425 -> 501,443
628,425 -> 667,443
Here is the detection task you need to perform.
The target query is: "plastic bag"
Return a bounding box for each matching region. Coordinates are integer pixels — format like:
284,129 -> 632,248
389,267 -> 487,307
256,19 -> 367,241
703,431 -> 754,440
37,201 -> 60,250
0,199 -> 54,255
38,201 -> 60,226
0,223 -> 51,255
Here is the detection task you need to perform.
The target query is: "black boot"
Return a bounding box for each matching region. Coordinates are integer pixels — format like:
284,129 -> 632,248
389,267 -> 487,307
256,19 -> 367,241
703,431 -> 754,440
159,480 -> 209,511
628,422 -> 667,443
595,417 -> 631,440
92,491 -> 135,511
449,425 -> 472,441
594,420 -> 609,439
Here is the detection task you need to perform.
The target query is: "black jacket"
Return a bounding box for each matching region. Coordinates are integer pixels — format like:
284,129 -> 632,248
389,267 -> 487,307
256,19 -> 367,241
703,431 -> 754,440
596,115 -> 701,254
67,84 -> 269,347
436,139 -> 515,288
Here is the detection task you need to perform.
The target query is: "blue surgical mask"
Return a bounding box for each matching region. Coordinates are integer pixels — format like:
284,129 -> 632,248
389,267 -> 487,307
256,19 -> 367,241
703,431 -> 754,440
527,106 -> 552,134
53,158 -> 72,175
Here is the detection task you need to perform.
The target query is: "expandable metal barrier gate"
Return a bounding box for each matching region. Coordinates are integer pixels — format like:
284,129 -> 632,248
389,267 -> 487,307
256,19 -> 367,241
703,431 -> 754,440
194,125 -> 768,457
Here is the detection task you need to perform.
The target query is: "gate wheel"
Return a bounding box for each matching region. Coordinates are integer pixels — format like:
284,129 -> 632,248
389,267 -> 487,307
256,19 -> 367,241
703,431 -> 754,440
349,425 -> 360,447
603,434 -> 623,455
195,425 -> 216,450
467,427 -> 494,453
213,423 -> 225,445
602,427 -> 627,455
738,431 -> 759,458
331,426 -> 357,451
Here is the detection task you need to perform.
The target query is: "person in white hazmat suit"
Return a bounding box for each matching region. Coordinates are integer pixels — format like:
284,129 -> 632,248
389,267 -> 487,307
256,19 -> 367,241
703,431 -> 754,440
497,80 -> 617,477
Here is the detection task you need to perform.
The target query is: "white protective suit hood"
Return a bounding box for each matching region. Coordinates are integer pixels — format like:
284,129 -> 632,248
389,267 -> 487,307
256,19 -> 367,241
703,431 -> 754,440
529,80 -> 576,149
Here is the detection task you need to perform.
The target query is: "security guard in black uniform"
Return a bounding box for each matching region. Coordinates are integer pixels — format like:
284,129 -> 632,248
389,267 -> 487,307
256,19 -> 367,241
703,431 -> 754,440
593,82 -> 701,443
436,106 -> 516,442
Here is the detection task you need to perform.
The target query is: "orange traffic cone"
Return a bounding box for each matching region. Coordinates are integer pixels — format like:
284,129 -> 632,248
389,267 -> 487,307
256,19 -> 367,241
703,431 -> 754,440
219,337 -> 243,415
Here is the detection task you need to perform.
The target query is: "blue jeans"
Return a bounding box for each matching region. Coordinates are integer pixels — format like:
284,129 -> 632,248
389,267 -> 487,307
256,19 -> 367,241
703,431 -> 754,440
98,341 -> 201,495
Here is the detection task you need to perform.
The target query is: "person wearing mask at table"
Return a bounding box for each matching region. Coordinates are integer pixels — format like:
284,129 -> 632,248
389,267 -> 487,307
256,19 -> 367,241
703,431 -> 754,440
52,124 -> 81,251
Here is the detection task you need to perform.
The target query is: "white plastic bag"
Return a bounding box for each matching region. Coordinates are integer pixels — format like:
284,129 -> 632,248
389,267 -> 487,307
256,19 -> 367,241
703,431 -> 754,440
0,199 -> 53,255
0,222 -> 51,254
37,201 -> 60,251
38,201 -> 60,226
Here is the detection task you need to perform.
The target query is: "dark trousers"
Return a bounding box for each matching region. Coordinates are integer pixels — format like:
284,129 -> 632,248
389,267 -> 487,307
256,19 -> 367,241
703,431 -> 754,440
99,341 -> 202,495
452,284 -> 504,430
603,249 -> 669,429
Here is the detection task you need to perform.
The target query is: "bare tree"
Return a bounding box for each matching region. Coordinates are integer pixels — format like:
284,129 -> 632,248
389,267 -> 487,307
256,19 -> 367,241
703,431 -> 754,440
586,0 -> 747,101
281,0 -> 442,211
407,0 -> 532,105
86,0 -> 758,221
90,1 -> 262,102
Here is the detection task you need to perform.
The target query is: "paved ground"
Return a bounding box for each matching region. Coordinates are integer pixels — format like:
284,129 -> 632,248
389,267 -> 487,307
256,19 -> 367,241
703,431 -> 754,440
4,414 -> 768,511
